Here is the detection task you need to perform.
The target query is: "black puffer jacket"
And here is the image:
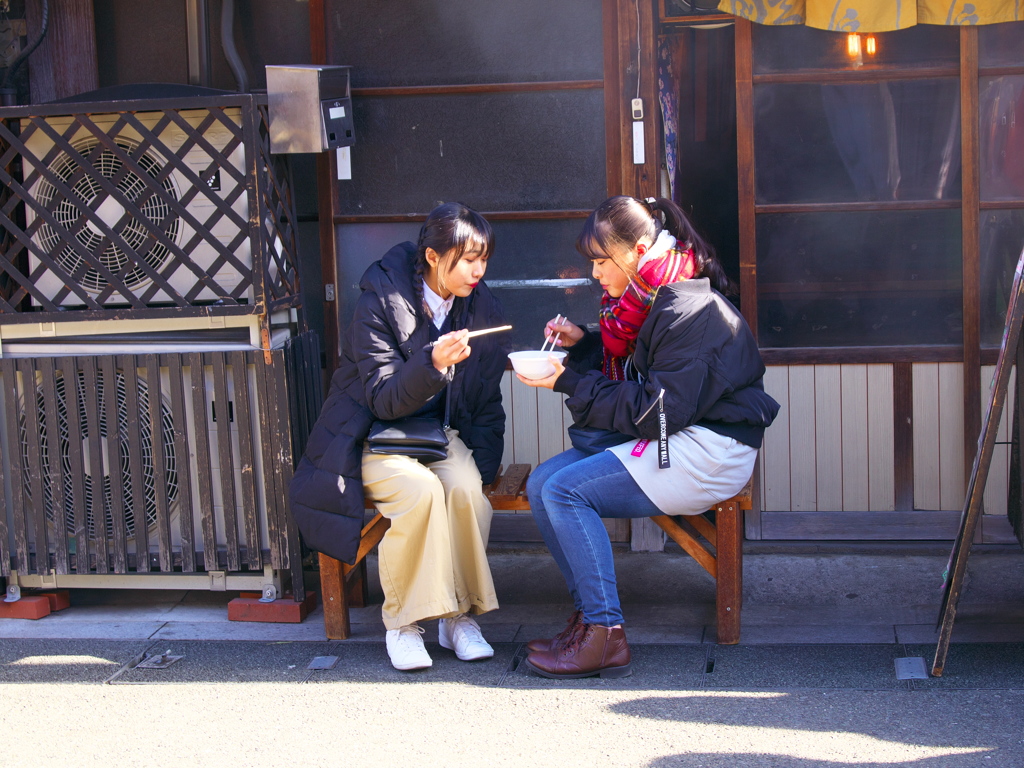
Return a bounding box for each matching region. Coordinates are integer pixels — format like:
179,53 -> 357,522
289,242 -> 508,563
556,278 -> 779,448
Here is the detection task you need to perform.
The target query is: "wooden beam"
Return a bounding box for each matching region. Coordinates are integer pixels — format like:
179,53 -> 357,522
734,18 -> 757,337
960,27 -> 982,505
309,0 -> 339,373
603,0 -> 623,195
893,362 -> 915,510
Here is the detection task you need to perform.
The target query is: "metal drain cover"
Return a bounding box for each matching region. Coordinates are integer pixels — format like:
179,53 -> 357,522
137,651 -> 184,670
308,655 -> 339,670
894,656 -> 930,680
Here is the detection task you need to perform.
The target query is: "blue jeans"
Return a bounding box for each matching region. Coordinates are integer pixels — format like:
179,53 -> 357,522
527,448 -> 662,627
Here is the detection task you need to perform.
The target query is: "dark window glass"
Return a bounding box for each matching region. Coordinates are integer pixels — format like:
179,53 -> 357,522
979,76 -> 1024,202
979,21 -> 1024,68
336,219 -> 602,352
323,0 -> 602,86
757,210 -> 962,347
981,210 -> 1024,347
754,80 -> 962,204
752,24 -> 958,75
336,91 -> 607,215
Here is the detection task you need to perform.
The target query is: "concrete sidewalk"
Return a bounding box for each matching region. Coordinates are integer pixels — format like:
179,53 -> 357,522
2,549 -> 1022,645
2,549 -> 1024,767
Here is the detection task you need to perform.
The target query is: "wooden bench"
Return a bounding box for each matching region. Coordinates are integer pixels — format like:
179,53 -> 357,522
317,463 -> 750,644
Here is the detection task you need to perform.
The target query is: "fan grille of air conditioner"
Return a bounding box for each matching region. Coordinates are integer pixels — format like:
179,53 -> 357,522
34,137 -> 181,293
20,369 -> 179,540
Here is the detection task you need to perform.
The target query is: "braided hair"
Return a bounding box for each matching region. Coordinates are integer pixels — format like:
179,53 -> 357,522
413,202 -> 495,320
576,195 -> 734,295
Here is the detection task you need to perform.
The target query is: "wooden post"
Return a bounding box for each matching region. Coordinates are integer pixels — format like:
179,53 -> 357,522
715,499 -> 743,644
319,551 -> 350,640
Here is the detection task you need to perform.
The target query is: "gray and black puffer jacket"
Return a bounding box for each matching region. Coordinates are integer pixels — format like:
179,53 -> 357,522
288,242 -> 508,564
556,277 -> 779,449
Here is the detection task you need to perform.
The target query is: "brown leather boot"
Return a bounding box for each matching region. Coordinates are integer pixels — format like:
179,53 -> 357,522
526,609 -> 584,653
525,624 -> 632,679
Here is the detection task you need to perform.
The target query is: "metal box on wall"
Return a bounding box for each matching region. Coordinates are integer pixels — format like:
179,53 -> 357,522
266,65 -> 354,154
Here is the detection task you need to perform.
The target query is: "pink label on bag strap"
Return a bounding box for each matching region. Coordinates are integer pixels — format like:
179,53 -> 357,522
631,439 -> 650,457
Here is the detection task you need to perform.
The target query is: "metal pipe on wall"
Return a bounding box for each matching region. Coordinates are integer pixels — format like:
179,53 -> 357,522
220,0 -> 249,93
185,0 -> 212,87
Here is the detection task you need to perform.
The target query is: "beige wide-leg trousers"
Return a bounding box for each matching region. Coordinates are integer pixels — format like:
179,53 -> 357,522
361,430 -> 498,630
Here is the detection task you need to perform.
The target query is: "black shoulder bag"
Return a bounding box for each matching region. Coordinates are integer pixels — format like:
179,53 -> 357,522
366,384 -> 451,464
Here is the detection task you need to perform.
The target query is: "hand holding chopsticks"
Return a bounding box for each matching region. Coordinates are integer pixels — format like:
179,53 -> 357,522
541,315 -> 565,353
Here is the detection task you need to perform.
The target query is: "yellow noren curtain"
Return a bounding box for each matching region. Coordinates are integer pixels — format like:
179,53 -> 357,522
717,1 -> 1021,32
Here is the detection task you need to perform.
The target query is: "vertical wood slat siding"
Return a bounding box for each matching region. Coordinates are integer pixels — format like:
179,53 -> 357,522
101,356 -> 128,573
253,350 -> 285,570
266,349 -> 305,598
18,359 -> 48,574
231,352 -> 262,570
211,353 -> 241,572
982,365 -> 1014,522
165,355 -> 196,574
788,366 -> 818,511
38,357 -> 70,575
814,366 -> 843,511
119,356 -> 150,572
510,376 -> 541,468
0,350 -> 300,577
840,365 -> 869,512
189,353 -> 218,571
762,364 -> 896,515
145,355 -> 173,573
0,406 -> 7,575
80,357 -> 109,573
61,357 -> 90,573
938,363 -> 966,511
866,365 -> 896,512
913,363 -> 967,511
0,364 -> 14,573
761,366 -> 791,512
2,360 -> 29,572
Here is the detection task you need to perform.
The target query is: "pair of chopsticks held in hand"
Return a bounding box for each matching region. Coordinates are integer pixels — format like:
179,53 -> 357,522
432,324 -> 513,346
542,314 -> 567,353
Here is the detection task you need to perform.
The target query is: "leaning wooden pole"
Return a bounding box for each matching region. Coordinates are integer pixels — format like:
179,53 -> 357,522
933,245 -> 1024,676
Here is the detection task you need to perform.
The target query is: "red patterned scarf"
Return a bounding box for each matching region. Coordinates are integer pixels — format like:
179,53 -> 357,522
599,236 -> 696,380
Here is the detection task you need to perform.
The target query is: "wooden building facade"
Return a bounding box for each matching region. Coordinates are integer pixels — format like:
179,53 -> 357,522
2,1 -> 1023,548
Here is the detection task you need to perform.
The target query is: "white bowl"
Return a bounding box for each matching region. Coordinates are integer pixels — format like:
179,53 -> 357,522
508,350 -> 568,380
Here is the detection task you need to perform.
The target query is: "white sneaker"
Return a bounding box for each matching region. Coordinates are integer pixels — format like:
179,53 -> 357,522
439,613 -> 494,661
385,624 -> 432,671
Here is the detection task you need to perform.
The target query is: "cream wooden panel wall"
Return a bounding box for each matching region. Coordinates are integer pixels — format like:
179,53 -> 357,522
500,370 -> 570,511
760,364 -> 895,512
911,363 -> 965,511
981,365 -> 1015,519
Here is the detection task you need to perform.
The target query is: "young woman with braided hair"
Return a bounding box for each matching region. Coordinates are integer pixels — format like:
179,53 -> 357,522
518,195 -> 779,679
290,202 -> 508,671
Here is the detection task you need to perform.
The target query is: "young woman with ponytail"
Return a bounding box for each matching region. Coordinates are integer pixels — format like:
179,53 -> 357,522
518,196 -> 779,679
289,202 -> 508,671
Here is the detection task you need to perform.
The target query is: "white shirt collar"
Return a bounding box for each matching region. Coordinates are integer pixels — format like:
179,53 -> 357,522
422,280 -> 454,329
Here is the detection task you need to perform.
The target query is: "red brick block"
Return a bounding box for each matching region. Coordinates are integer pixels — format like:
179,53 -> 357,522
228,591 -> 318,624
0,596 -> 52,620
35,591 -> 72,611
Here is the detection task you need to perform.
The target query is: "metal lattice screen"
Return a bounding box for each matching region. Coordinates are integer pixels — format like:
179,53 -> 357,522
0,95 -> 299,321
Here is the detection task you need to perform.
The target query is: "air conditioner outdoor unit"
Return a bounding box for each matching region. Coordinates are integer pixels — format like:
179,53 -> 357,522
21,109 -> 251,306
11,351 -> 271,558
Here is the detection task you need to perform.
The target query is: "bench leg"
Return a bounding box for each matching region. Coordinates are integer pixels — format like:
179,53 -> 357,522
715,499 -> 743,645
347,559 -> 370,608
319,552 -> 351,640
